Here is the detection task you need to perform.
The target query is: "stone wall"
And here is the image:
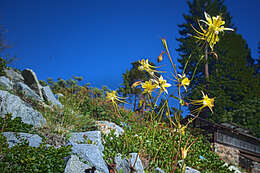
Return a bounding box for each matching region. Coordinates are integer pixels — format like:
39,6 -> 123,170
214,142 -> 260,173
252,161 -> 260,173
214,142 -> 240,166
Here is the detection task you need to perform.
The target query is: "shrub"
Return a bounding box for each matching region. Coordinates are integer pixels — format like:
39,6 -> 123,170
103,121 -> 232,173
0,134 -> 71,173
0,57 -> 7,76
0,113 -> 33,133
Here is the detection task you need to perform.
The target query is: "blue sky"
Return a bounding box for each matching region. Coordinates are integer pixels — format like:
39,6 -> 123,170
0,0 -> 259,91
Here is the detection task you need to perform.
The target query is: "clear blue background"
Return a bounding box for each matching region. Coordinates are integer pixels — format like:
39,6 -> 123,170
1,0 -> 259,90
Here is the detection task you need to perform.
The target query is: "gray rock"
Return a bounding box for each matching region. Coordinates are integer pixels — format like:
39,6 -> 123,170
2,132 -> 42,148
4,68 -> 24,82
228,165 -> 242,173
14,82 -> 43,101
0,76 -> 13,90
154,167 -> 165,173
114,153 -> 144,173
96,121 -> 124,137
129,153 -> 144,173
42,86 -> 63,108
68,131 -> 104,152
114,153 -> 130,173
22,69 -> 43,100
64,155 -> 91,173
71,143 -> 109,173
0,90 -> 46,127
186,166 -> 200,173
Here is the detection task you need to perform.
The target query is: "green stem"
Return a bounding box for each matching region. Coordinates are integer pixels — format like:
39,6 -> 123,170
205,43 -> 209,79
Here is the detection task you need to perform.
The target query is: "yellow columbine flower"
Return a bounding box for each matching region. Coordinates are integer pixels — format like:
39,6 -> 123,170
138,59 -> 160,75
192,12 -> 234,50
106,90 -> 126,105
155,76 -> 171,94
141,80 -> 157,94
190,91 -> 214,114
178,74 -> 190,91
181,138 -> 196,160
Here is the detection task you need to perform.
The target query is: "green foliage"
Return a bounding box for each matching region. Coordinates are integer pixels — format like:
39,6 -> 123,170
0,113 -> 33,132
78,95 -> 131,125
46,76 -> 83,94
40,99 -> 97,135
224,97 -> 260,138
0,134 -> 71,173
256,41 -> 260,73
0,57 -> 7,76
103,121 -> 232,173
38,78 -> 132,135
39,80 -> 48,87
0,113 -> 71,172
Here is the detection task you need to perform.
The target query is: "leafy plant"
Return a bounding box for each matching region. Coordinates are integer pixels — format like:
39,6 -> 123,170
0,133 -> 71,173
0,113 -> 33,133
0,57 -> 7,76
103,121 -> 232,172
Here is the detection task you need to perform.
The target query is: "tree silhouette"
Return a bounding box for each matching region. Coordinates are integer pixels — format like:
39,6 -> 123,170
120,61 -> 157,111
177,0 -> 260,126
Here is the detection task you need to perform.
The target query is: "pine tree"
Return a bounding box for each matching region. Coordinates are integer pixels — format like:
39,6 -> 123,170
120,61 -> 150,111
119,60 -> 158,111
256,41 -> 260,73
176,0 -> 260,124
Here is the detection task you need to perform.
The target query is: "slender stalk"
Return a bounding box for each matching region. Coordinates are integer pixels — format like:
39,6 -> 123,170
205,43 -> 209,79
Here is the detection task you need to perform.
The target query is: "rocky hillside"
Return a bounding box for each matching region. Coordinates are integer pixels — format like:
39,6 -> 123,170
0,67 -> 240,173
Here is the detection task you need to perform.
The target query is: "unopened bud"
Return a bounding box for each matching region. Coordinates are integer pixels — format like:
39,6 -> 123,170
162,38 -> 168,51
157,51 -> 165,63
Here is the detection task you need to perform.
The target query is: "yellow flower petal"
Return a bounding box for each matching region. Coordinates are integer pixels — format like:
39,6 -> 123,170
190,91 -> 214,114
141,80 -> 157,94
138,59 -> 161,75
106,90 -> 127,105
191,12 -> 234,50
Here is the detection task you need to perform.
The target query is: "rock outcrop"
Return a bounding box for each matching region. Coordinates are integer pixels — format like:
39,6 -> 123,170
0,76 -> 13,90
64,155 -> 91,173
42,85 -> 63,108
4,68 -> 24,82
67,131 -> 104,152
14,82 -> 43,101
2,132 -> 42,148
0,90 -> 46,127
22,68 -> 43,100
71,143 -> 109,173
114,153 -> 145,173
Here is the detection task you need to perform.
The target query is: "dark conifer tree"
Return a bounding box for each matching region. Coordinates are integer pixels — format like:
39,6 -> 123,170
176,0 -> 260,125
120,61 -> 151,111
